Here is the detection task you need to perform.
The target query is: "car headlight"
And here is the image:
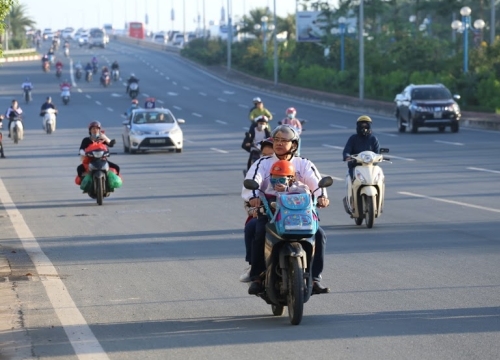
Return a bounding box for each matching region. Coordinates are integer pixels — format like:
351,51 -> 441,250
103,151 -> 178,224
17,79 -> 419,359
412,105 -> 429,112
169,128 -> 181,135
130,130 -> 144,135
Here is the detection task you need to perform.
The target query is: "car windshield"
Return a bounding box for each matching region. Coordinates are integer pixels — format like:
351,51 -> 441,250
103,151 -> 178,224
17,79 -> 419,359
133,112 -> 175,124
411,88 -> 451,100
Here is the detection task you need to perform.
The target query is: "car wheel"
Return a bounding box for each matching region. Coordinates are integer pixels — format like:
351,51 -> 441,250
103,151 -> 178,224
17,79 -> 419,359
438,126 -> 446,132
123,136 -> 129,153
175,148 -> 182,153
451,121 -> 460,133
408,116 -> 418,133
397,115 -> 406,133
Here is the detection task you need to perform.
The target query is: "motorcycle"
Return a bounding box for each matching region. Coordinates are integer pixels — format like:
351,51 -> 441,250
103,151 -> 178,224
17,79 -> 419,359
343,149 -> 390,228
56,66 -> 62,78
10,117 -> 24,144
75,68 -> 82,80
41,108 -> 57,134
128,81 -> 139,99
86,69 -> 93,82
48,54 -> 55,64
64,47 -> 69,57
112,69 -> 119,81
23,86 -> 32,104
42,61 -> 50,72
61,86 -> 71,105
78,142 -> 122,205
243,176 -> 333,325
100,72 -> 110,87
92,63 -> 98,74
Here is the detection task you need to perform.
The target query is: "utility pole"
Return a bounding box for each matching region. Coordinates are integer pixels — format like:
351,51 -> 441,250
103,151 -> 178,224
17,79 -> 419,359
491,0 -> 496,44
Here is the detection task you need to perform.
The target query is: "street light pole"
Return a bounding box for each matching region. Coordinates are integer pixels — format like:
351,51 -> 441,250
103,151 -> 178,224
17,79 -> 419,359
262,16 -> 268,53
491,0 -> 496,45
461,6 -> 471,74
273,0 -> 278,85
339,16 -> 346,71
227,0 -> 232,72
359,0 -> 364,101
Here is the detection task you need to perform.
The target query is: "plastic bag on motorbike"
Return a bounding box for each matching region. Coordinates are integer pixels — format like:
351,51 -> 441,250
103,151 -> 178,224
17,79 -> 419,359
80,174 -> 92,192
107,171 -> 122,189
274,193 -> 318,239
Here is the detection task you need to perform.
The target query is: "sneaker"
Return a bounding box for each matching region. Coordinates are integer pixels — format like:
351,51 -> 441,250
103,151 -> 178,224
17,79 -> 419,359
248,281 -> 264,295
239,266 -> 251,283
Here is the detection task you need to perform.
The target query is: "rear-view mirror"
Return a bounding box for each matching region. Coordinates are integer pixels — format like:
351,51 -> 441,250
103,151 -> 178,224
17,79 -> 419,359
243,179 -> 259,190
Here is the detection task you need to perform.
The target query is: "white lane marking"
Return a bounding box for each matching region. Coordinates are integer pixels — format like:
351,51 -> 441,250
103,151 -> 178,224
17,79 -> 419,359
322,144 -> 344,150
173,106 -> 182,110
160,72 -> 164,75
165,76 -> 170,80
216,120 -> 227,125
468,167 -> 500,174
192,113 -> 202,117
399,191 -> 500,213
86,95 -> 91,99
0,179 -> 110,360
211,148 -> 228,153
155,69 -> 159,72
111,93 -> 122,97
378,132 -> 398,137
217,98 -> 227,102
330,124 -> 347,129
167,92 -> 178,96
157,99 -> 164,104
69,58 -> 76,87
387,155 -> 415,161
184,139 -> 194,143
434,140 -> 464,146
199,92 -> 207,96
223,90 -> 235,94
142,93 -> 150,97
320,173 -> 343,181
107,107 -> 113,112
239,104 -> 249,108
183,86 -> 190,90
77,88 -> 82,93
172,81 -> 177,85
242,127 -> 249,130
96,101 -> 102,105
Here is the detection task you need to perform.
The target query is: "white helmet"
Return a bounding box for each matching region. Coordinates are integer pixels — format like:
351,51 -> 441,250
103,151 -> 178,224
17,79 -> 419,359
252,97 -> 262,103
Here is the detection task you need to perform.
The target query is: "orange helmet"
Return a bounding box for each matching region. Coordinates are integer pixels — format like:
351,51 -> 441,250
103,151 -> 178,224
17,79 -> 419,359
270,160 -> 295,177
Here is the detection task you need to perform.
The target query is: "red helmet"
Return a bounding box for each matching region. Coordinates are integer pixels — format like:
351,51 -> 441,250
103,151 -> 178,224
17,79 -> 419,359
286,107 -> 297,115
270,160 -> 295,177
131,99 -> 139,105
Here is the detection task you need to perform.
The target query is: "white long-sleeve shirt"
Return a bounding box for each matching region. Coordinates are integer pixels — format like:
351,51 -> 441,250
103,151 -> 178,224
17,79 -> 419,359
242,154 -> 328,201
21,82 -> 33,90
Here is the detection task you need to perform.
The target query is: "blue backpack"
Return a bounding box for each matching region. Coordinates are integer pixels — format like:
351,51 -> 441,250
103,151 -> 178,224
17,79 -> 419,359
271,192 -> 318,239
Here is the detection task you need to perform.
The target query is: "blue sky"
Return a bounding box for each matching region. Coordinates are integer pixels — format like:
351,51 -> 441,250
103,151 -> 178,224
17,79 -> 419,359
21,0 -> 301,32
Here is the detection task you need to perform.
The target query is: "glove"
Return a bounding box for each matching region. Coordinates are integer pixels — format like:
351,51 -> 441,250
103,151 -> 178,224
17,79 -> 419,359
108,139 -> 116,147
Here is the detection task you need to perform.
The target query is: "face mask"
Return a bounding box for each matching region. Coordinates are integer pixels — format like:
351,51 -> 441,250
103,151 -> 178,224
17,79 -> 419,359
257,124 -> 265,131
90,132 -> 100,140
287,113 -> 295,119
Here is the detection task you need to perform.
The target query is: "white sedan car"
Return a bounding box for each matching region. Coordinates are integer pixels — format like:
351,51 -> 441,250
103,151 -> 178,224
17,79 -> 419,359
122,109 -> 185,153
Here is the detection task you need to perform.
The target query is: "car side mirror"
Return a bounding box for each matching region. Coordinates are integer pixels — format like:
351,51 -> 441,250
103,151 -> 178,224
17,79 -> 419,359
177,119 -> 185,124
453,94 -> 461,101
122,120 -> 129,125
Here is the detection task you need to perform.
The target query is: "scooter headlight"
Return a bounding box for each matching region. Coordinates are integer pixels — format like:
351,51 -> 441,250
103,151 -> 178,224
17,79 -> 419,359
362,153 -> 374,163
355,170 -> 366,184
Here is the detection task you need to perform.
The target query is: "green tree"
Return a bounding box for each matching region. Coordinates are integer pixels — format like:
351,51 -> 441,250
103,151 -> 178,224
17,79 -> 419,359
0,0 -> 15,55
6,2 -> 35,49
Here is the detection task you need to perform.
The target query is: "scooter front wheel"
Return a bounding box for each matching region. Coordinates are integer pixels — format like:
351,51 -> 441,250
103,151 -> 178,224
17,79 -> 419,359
364,195 -> 376,228
287,256 -> 304,325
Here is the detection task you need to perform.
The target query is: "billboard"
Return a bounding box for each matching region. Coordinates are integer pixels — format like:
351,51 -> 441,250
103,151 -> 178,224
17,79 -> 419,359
296,11 -> 329,42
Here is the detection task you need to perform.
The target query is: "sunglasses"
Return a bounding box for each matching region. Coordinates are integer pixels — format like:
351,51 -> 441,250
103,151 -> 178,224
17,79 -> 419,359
270,177 -> 288,186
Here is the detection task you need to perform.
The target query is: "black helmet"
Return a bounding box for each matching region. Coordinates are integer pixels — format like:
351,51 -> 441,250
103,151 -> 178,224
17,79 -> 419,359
356,115 -> 372,136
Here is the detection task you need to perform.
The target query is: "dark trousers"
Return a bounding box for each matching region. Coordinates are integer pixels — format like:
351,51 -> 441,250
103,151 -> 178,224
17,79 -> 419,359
77,161 -> 120,177
250,215 -> 326,282
244,217 -> 257,264
0,135 -> 4,158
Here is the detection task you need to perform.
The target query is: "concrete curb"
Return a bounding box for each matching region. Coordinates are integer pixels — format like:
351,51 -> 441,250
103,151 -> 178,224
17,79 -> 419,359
0,55 -> 40,63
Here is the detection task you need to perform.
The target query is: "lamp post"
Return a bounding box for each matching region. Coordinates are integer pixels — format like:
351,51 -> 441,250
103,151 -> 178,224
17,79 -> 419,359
338,16 -> 346,72
254,16 -> 275,54
451,7 -> 485,73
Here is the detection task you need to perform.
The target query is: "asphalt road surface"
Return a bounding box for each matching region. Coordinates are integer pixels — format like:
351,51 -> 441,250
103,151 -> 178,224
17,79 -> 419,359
0,39 -> 499,360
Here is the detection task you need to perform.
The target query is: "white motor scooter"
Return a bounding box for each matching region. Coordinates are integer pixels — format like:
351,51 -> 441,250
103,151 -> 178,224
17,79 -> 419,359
343,149 -> 390,228
42,108 -> 57,134
10,117 -> 24,144
61,86 -> 71,105
112,69 -> 119,81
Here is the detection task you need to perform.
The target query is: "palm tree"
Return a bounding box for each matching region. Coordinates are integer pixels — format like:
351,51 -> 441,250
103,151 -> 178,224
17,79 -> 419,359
7,3 -> 36,39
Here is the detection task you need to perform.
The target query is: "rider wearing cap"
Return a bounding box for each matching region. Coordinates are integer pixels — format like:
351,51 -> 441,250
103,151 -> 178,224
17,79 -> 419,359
242,124 -> 331,295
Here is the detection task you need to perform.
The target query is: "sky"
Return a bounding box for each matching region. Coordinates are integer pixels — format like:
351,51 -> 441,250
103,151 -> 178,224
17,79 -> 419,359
21,0 -> 301,33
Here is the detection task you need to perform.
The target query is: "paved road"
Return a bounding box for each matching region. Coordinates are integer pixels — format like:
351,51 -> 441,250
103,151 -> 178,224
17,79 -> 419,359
0,39 -> 499,360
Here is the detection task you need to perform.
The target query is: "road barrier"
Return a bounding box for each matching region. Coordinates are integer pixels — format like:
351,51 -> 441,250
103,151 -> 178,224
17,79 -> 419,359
0,48 -> 40,63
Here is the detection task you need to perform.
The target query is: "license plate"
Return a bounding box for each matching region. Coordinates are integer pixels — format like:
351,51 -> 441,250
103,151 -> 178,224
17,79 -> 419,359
433,111 -> 442,119
150,139 -> 166,144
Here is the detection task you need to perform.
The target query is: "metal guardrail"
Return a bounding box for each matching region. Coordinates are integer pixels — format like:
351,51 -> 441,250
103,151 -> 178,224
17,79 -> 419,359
113,35 -> 180,54
2,48 -> 37,55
